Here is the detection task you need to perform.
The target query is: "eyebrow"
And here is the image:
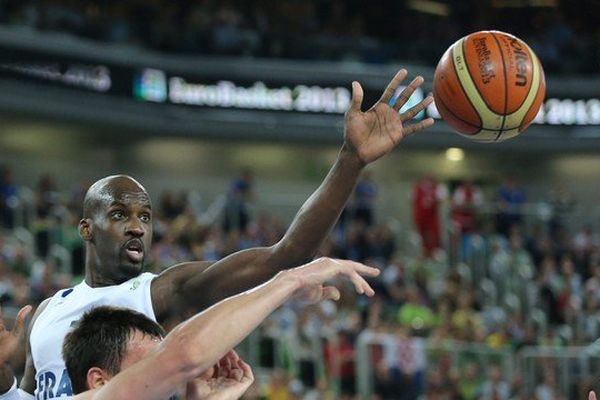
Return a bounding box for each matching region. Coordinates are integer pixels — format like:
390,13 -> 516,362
108,200 -> 152,210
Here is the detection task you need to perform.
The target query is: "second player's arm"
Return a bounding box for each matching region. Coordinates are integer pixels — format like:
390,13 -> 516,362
88,258 -> 378,400
152,145 -> 364,322
152,70 -> 434,324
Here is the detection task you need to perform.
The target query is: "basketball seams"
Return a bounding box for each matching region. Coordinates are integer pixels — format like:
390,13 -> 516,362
489,32 -> 509,142
451,39 -> 484,128
518,53 -> 545,131
433,31 -> 545,142
434,92 -> 481,131
435,91 -> 523,133
461,36 -> 498,115
506,48 -> 542,129
453,38 -> 503,131
511,45 -> 536,113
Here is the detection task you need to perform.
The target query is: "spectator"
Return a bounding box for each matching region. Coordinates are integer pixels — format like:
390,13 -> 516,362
495,178 -> 526,238
451,292 -> 484,342
477,364 -> 510,400
223,168 -> 254,234
412,176 -> 447,258
351,171 -> 377,227
398,286 -> 435,334
535,368 -> 565,400
451,180 -> 483,234
457,361 -> 481,400
0,166 -> 19,229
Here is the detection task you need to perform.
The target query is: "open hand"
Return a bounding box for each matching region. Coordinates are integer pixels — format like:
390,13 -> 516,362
0,305 -> 31,365
288,257 -> 380,304
186,351 -> 254,400
344,69 -> 434,165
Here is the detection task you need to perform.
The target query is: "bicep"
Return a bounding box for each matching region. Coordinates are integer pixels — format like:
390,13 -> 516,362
151,260 -> 215,323
152,247 -> 277,325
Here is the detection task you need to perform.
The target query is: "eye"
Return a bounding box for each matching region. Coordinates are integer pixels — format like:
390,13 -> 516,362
140,213 -> 151,223
111,210 -> 125,220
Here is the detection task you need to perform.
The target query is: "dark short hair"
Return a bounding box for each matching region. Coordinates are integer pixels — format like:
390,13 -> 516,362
62,306 -> 165,394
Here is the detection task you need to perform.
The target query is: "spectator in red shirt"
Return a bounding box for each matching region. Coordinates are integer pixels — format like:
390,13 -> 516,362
412,176 -> 447,257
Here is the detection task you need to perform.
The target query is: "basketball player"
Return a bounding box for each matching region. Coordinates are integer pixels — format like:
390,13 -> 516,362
0,258 -> 379,399
5,69 -> 434,399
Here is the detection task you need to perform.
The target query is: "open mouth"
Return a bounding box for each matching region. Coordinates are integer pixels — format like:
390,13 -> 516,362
124,239 -> 144,263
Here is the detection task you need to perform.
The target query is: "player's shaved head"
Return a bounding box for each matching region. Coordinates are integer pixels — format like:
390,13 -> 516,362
83,175 -> 150,218
80,175 -> 153,284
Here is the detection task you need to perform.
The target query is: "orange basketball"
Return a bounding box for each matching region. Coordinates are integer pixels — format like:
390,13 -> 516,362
433,30 -> 546,142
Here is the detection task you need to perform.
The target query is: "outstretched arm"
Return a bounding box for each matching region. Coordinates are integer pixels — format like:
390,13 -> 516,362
152,70 -> 434,323
93,258 -> 379,400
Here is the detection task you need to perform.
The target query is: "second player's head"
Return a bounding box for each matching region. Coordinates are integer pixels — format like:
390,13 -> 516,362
62,306 -> 165,394
79,175 -> 152,283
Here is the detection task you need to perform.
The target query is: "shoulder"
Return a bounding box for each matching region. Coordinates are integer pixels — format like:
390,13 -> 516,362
31,298 -> 52,327
31,285 -> 77,321
27,297 -> 52,343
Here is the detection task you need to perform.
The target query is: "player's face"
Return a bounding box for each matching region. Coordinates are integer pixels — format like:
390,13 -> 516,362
92,183 -> 153,281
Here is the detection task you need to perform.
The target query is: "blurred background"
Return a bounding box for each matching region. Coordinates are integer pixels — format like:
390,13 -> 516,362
1,0 -> 600,399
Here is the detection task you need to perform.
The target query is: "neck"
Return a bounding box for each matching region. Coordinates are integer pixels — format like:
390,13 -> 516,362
84,268 -> 122,288
84,248 -> 126,288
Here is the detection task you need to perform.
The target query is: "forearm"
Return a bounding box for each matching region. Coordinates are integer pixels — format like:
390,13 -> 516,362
153,145 -> 363,321
273,144 -> 363,266
164,271 -> 299,380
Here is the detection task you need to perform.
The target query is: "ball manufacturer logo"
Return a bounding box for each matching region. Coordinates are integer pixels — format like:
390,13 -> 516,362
474,37 -> 495,84
509,38 -> 529,87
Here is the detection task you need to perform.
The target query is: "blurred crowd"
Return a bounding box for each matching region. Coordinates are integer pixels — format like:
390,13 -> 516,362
1,0 -> 599,74
1,164 -> 599,399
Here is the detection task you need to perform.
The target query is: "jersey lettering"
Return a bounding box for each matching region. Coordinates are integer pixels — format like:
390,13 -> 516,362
36,370 -> 72,399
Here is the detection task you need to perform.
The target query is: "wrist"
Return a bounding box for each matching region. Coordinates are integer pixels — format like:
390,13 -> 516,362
274,270 -> 304,296
340,143 -> 366,169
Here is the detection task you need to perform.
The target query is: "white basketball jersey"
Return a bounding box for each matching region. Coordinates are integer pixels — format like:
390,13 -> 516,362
30,272 -> 157,399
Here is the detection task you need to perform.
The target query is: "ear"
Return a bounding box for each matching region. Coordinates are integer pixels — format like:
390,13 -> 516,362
79,219 -> 93,241
86,367 -> 110,390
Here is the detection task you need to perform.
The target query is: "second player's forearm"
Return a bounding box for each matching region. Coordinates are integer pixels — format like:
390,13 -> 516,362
101,273 -> 295,399
164,271 -> 298,380
272,144 -> 363,266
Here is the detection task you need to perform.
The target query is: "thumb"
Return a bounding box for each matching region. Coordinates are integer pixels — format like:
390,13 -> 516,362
590,391 -> 597,400
349,81 -> 364,113
12,305 -> 32,337
321,286 -> 341,301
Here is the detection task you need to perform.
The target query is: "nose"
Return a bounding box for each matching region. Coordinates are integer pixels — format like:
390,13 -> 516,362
125,218 -> 145,237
